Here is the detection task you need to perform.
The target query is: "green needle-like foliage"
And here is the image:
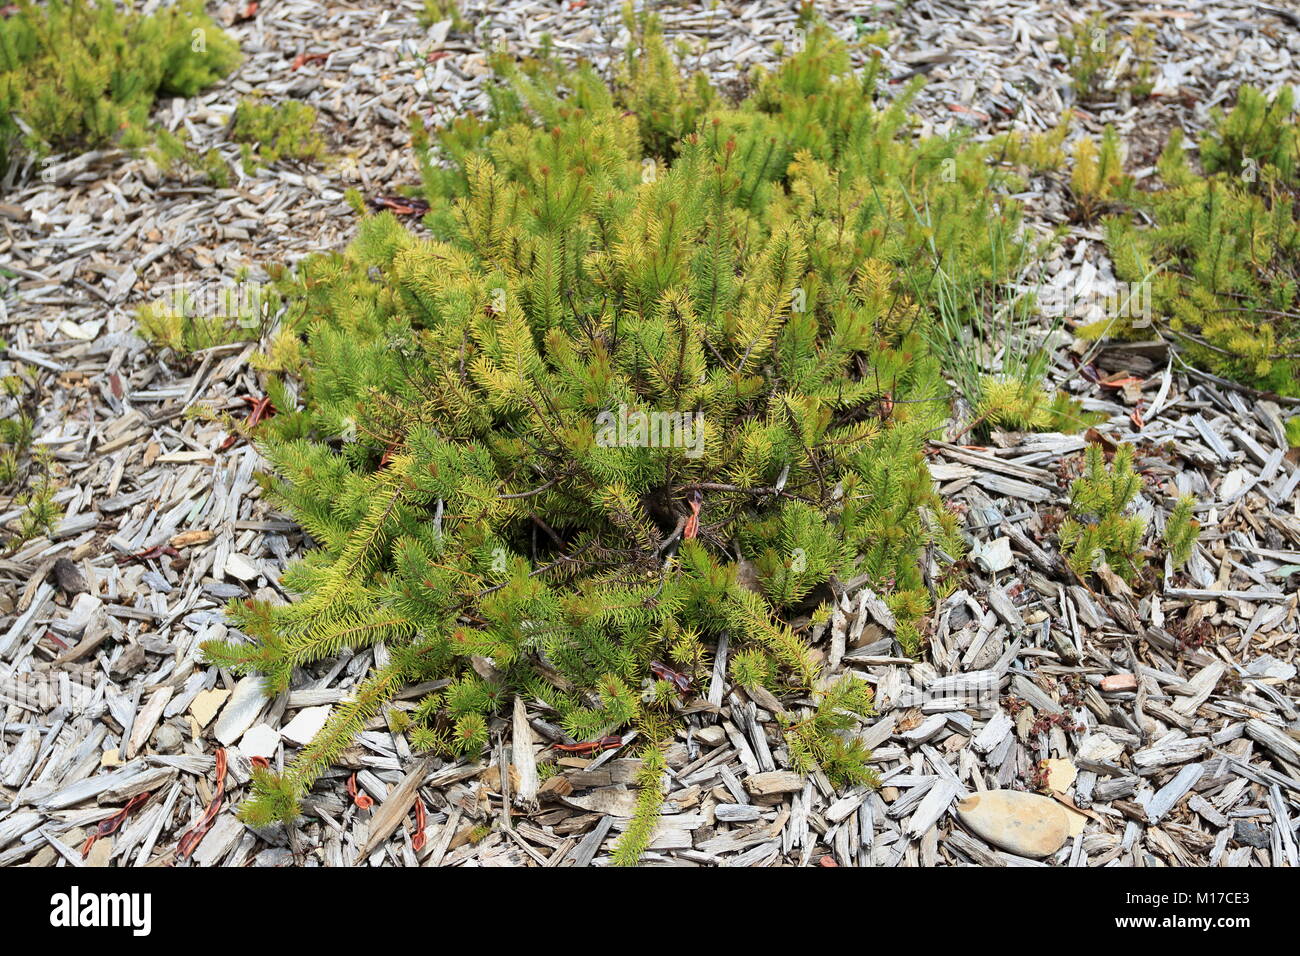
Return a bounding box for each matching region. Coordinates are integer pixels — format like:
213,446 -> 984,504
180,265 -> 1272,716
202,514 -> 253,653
1087,87 -> 1300,395
611,743 -> 669,866
0,0 -> 240,177
1162,494 -> 1201,571
1201,84 -> 1298,187
232,97 -> 326,173
1060,443 -> 1146,582
1,358 -> 63,551
193,17 -> 1066,859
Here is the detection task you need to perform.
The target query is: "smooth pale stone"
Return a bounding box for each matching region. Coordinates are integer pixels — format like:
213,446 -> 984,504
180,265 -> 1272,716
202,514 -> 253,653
280,705 -> 332,746
190,688 -> 229,729
214,676 -> 266,746
955,789 -> 1071,859
239,723 -> 281,759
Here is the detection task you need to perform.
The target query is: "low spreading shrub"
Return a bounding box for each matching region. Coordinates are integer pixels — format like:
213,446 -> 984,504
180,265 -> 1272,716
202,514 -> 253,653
1091,106 -> 1300,395
194,16 -> 1118,857
232,97 -> 326,173
0,0 -> 240,178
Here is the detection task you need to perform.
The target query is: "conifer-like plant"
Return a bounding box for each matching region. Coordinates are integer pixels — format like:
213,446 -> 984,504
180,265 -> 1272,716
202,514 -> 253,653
232,97 -> 327,174
1162,494 -> 1200,571
1087,93 -> 1300,396
0,356 -> 62,551
0,0 -> 240,177
1060,443 -> 1146,582
196,18 -> 1018,860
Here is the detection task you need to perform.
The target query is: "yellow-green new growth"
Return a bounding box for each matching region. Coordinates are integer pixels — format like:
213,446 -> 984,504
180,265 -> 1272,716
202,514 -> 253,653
1162,494 -> 1201,570
191,16 -> 1002,861
0,0 -> 240,175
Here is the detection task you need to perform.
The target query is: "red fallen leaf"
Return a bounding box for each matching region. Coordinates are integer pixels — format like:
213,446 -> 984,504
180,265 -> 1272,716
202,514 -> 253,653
411,799 -> 428,852
347,772 -> 374,810
176,748 -> 228,861
682,490 -> 702,540
290,52 -> 329,70
45,632 -> 68,650
649,660 -> 692,694
368,195 -> 430,217
219,394 -> 276,451
235,1 -> 259,21
1098,373 -> 1143,390
946,103 -> 990,122
1130,402 -> 1145,429
569,0 -> 587,8
82,791 -> 152,858
427,50 -> 450,63
250,756 -> 270,770
818,854 -> 839,867
109,372 -> 124,399
116,544 -> 181,566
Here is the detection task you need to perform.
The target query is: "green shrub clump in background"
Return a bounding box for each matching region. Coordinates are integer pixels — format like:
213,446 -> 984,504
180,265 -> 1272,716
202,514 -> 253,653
232,97 -> 326,174
1092,89 -> 1300,395
1061,443 -> 1201,583
1162,494 -> 1201,571
152,125 -> 232,188
419,0 -> 468,33
135,265 -> 291,355
197,13 -> 1099,859
0,0 -> 240,177
1200,84 -> 1298,186
1058,14 -> 1155,103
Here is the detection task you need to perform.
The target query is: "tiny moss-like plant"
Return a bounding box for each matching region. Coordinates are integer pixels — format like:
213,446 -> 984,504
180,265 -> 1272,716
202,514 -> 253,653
993,117 -> 1071,174
152,126 -> 231,188
1059,14 -> 1110,101
232,97 -> 326,173
419,0 -> 468,32
1060,442 -> 1146,582
136,268 -> 288,356
0,0 -> 240,177
1070,126 -> 1131,223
